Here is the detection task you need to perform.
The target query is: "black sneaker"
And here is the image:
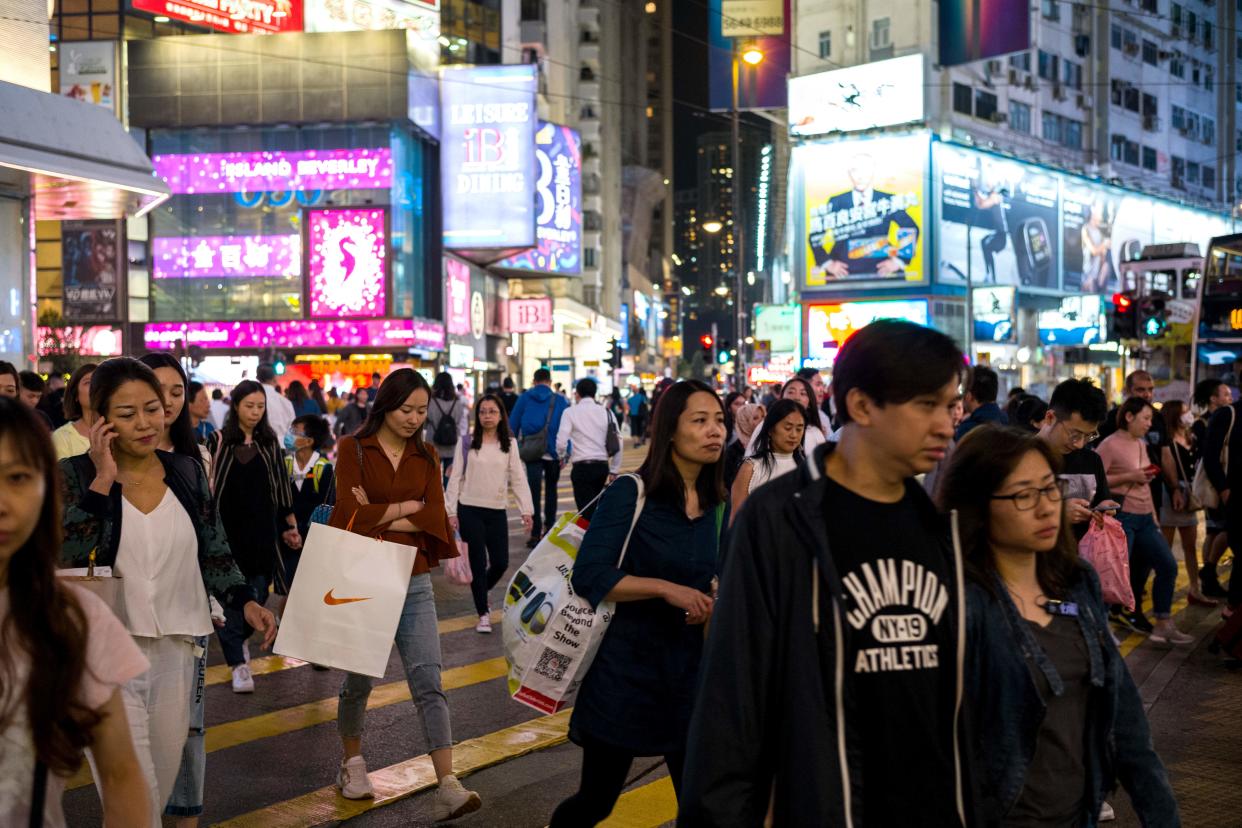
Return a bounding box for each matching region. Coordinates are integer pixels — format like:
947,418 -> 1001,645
1116,610 -> 1155,635
1200,567 -> 1229,599
525,535 -> 540,549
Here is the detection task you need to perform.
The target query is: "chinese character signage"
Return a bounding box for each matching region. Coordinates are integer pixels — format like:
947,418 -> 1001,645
440,64 -> 537,249
151,148 -> 392,195
509,297 -> 553,333
495,122 -> 582,274
62,220 -> 121,321
144,317 -> 444,350
153,234 -> 301,279
131,0 -> 303,34
445,257 -> 471,335
308,208 -> 387,318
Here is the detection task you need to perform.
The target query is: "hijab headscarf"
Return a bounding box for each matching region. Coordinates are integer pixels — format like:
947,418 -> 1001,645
733,403 -> 766,445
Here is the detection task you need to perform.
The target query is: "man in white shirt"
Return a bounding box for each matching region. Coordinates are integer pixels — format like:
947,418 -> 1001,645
556,377 -> 623,518
209,388 -> 230,429
257,363 -> 296,445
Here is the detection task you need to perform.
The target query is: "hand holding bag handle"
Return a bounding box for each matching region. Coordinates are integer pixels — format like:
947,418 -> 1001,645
1171,441 -> 1203,512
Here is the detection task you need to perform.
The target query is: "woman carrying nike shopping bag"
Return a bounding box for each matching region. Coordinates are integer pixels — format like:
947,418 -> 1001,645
549,380 -> 728,827
329,368 -> 481,821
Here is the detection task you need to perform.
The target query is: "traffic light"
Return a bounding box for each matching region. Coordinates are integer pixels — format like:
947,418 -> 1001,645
604,337 -> 622,369
717,339 -> 733,365
699,333 -> 714,353
1139,296 -> 1169,340
1110,292 -> 1137,340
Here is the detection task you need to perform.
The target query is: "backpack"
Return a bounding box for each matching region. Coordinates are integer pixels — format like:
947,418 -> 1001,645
518,395 -> 557,463
433,398 -> 460,447
285,455 -> 330,493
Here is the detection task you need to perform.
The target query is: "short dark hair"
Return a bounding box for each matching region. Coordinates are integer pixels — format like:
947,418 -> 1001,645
293,413 -> 332,451
188,380 -> 205,402
63,363 -> 98,421
833,320 -> 963,426
90,357 -> 165,419
19,371 -> 45,394
1048,378 -> 1107,425
967,366 -> 1000,405
1194,378 -> 1227,409
256,363 -> 277,383
503,376 -> 515,390
1007,386 -> 1026,400
1125,370 -> 1153,391
212,388 -> 223,400
1013,395 -> 1048,432
0,362 -> 17,386
1117,395 -> 1154,430
576,378 -> 597,399
796,367 -> 820,382
533,368 -> 552,384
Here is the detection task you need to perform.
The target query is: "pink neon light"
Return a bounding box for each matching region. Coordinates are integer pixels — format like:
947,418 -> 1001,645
143,318 -> 446,351
152,234 -> 301,279
308,209 -> 386,318
508,297 -> 553,333
151,148 -> 393,195
445,258 -> 471,335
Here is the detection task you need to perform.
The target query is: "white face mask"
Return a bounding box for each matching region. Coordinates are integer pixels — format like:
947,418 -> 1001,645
1180,413 -> 1194,427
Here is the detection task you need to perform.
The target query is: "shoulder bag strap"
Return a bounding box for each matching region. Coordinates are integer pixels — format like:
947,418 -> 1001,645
543,395 -> 556,428
29,760 -> 47,828
1224,406 -> 1237,471
615,474 -> 646,568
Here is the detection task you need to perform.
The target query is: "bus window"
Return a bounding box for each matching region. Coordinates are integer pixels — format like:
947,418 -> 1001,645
1145,269 -> 1174,295
1182,269 -> 1201,300
1205,235 -> 1242,296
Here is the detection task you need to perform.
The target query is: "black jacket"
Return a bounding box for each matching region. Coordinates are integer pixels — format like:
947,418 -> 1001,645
679,443 -> 974,826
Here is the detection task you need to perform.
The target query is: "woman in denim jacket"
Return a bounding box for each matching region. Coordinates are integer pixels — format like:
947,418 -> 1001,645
938,426 -> 1179,827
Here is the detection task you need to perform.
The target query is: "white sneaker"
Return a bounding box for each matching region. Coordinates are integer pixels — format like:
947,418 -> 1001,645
231,664 -> 255,693
433,774 -> 481,821
242,640 -> 251,664
337,755 -> 375,800
1099,801 -> 1116,821
475,614 -> 492,634
1151,622 -> 1195,646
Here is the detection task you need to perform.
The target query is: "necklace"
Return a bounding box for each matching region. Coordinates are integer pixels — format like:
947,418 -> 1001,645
379,437 -> 405,459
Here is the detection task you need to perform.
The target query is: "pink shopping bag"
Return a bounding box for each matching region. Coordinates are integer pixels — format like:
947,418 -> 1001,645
443,534 -> 473,586
1078,515 -> 1135,611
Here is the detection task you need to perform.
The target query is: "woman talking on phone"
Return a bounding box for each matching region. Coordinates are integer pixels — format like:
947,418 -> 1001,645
330,368 -> 481,821
60,357 -> 277,824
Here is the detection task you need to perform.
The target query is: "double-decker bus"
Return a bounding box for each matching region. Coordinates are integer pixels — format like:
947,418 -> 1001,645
1118,243 -> 1203,401
1193,233 -> 1242,393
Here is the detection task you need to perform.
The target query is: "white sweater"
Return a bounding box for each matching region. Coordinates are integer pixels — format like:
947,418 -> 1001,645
444,438 -> 535,516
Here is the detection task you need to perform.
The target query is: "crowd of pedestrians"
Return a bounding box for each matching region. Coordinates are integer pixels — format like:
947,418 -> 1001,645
6,334 -> 1234,827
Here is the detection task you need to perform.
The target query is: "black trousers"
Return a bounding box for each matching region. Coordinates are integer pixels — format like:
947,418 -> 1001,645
571,461 -> 610,519
458,504 -> 510,616
1223,503 -> 1242,607
549,743 -> 685,828
525,458 -> 561,538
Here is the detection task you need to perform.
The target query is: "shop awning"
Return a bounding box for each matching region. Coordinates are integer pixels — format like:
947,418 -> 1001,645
0,80 -> 169,220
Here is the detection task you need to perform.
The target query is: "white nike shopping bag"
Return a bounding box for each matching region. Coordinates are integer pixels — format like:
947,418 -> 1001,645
274,520 -> 418,678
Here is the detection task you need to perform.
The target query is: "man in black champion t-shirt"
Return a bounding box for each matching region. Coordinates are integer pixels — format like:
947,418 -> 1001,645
681,321 -> 972,827
1036,378 -> 1117,541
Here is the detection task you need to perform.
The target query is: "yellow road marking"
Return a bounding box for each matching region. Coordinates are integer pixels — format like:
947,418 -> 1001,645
69,657 -> 509,791
215,710 -> 572,828
602,776 -> 678,827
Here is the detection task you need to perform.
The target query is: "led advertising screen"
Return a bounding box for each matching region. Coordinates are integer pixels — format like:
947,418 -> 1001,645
618,302 -> 630,350
131,0 -> 303,35
796,134 -> 927,288
153,234 -> 301,279
937,142 -> 1060,292
1037,296 -> 1106,345
444,257 -> 471,335
307,208 -> 387,318
36,325 -> 123,357
805,299 -> 930,361
62,220 -> 121,322
788,55 -> 924,138
144,318 -> 445,351
440,64 -> 537,249
151,148 -> 393,195
509,297 -> 553,333
972,286 -> 1016,343
939,0 -> 1030,68
495,122 -> 582,274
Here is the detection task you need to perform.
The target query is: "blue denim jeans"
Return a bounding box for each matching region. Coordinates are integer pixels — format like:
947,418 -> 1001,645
337,573 -> 453,751
164,636 -> 208,817
216,574 -> 269,667
1117,511 -> 1177,617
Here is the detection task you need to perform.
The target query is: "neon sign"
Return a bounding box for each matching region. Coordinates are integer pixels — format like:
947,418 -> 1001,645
445,258 -> 471,335
495,122 -> 582,274
151,148 -> 393,195
152,234 -> 301,279
307,209 -> 387,318
144,318 -> 445,351
131,0 -> 303,35
509,297 -> 553,333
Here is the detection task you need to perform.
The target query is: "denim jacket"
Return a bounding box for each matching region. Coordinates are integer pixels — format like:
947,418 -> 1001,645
964,564 -> 1179,827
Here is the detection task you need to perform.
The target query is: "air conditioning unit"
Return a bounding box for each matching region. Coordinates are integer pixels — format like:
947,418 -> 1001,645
986,59 -> 1002,75
1124,41 -> 1140,56
1158,50 -> 1173,60
1171,24 -> 1182,38
1053,82 -> 1068,101
1077,94 -> 1094,109
1074,34 -> 1091,57
1008,67 -> 1020,84
990,112 -> 1009,124
1024,74 -> 1037,90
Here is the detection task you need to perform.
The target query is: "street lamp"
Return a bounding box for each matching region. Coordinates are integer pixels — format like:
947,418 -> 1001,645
701,219 -> 724,234
732,41 -> 762,390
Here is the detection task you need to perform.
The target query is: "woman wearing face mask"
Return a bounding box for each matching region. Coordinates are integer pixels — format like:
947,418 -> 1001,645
60,358 -> 277,825
938,427 -> 1180,828
206,379 -> 300,694
747,377 -> 825,457
283,413 -> 335,592
552,380 -> 728,827
329,369 -> 480,820
51,363 -> 98,460
1095,398 -> 1193,644
722,402 -> 765,491
730,399 -> 808,524
445,394 -> 533,633
1158,400 -> 1213,606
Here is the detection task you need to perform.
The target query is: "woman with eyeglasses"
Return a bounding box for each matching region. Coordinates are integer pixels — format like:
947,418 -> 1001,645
939,427 -> 1180,828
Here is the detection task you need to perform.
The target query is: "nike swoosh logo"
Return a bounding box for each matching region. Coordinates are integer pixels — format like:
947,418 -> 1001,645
324,589 -> 373,606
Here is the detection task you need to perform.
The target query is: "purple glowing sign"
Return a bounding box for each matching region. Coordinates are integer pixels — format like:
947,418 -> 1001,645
496,122 -> 582,275
445,258 -> 471,336
152,234 -> 301,279
151,148 -> 393,195
143,318 -> 446,351
308,208 -> 387,318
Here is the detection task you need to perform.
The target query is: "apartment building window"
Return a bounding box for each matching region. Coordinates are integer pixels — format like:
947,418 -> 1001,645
975,90 -> 999,121
1192,63 -> 1201,85
1044,112 -> 1060,142
1038,50 -> 1059,80
1188,11 -> 1197,39
1063,118 -> 1082,148
1188,161 -> 1201,185
1142,146 -> 1158,171
1172,156 -> 1186,188
1142,93 -> 1158,118
1042,0 -> 1059,20
520,0 -> 545,21
1171,105 -> 1185,130
1140,0 -> 1158,11
1204,21 -> 1214,50
1110,24 -> 1122,50
818,30 -> 832,59
1204,117 -> 1216,145
953,83 -> 973,115
1062,60 -> 1083,89
1111,135 -> 1140,166
1170,57 -> 1185,79
1205,69 -> 1214,91
871,17 -> 891,49
1009,52 -> 1032,72
1172,4 -> 1184,34
1204,166 -> 1216,189
583,248 -> 598,269
1141,40 -> 1160,66
1009,100 -> 1032,133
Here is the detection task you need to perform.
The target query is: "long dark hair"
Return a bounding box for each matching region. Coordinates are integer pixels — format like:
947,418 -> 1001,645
138,352 -> 199,459
723,391 -> 742,440
751,399 -> 809,474
286,380 -> 309,407
90,357 -> 165,419
220,379 -> 277,446
0,398 -> 100,773
637,379 -> 727,512
936,426 -> 1084,599
432,371 -> 457,402
1162,399 -> 1188,439
471,393 -> 512,452
308,379 -> 327,412
781,377 -> 822,433
358,368 -> 437,465
1116,396 -> 1154,433
62,362 -> 97,422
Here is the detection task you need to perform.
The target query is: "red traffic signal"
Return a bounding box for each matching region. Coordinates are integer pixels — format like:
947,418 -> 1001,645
699,334 -> 714,350
1112,292 -> 1133,312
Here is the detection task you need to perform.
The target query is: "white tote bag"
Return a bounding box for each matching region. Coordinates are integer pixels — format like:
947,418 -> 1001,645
502,475 -> 645,714
274,520 -> 417,678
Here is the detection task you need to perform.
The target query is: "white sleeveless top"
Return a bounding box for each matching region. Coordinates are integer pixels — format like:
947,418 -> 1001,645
115,488 -> 212,638
747,452 -> 799,492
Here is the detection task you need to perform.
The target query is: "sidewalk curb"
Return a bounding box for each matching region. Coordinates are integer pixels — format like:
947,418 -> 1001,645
1136,613 -> 1221,713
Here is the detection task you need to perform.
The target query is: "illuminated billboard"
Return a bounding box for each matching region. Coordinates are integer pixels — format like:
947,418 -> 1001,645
307,209 -> 387,318
304,0 -> 438,34
972,286 -> 1015,343
495,122 -> 582,274
754,304 -> 800,354
788,55 -> 924,138
440,64 -> 537,249
1037,296 -> 1106,345
444,257 -> 471,335
151,148 -> 393,195
509,297 -> 554,333
131,0 -> 303,35
805,299 -> 930,361
795,134 -> 927,288
144,317 -> 445,351
939,0 -> 1030,67
153,234 -> 301,279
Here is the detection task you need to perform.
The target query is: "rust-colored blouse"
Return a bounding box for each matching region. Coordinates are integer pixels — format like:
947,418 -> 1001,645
330,434 -> 458,575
